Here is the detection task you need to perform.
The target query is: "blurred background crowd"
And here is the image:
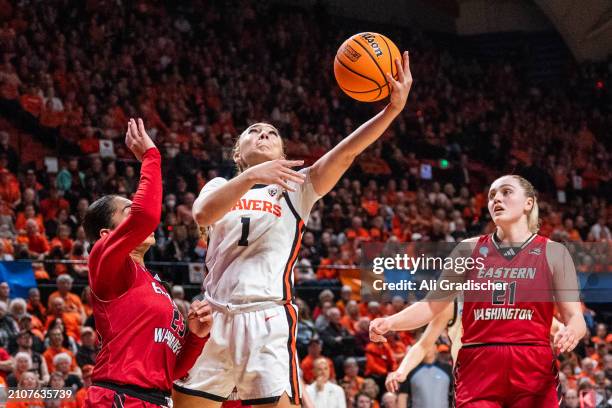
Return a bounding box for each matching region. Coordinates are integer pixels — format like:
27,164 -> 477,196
0,0 -> 610,407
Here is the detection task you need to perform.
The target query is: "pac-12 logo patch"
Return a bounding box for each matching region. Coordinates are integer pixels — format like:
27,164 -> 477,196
529,247 -> 542,255
479,246 -> 489,258
268,186 -> 279,197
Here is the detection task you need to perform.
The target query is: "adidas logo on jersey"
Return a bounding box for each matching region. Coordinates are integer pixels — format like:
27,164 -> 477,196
503,248 -> 515,257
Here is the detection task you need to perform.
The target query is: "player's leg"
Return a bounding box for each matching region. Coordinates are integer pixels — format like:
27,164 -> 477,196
171,389 -> 223,408
236,305 -> 301,406
258,392 -> 300,408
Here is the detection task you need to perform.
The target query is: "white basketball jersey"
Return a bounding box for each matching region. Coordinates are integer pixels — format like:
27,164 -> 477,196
200,168 -> 320,307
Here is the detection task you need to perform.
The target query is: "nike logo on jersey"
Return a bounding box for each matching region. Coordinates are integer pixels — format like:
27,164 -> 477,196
231,199 -> 282,217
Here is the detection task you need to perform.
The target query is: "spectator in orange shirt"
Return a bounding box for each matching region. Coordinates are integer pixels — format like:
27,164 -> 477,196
386,332 -> 407,365
312,289 -> 334,321
76,364 -> 94,407
80,286 -> 93,317
316,248 -> 342,280
14,205 -> 45,234
340,357 -> 364,407
365,338 -> 397,384
50,224 -> 74,254
26,288 -> 46,323
47,274 -> 85,320
79,129 -> 100,155
591,323 -> 612,344
345,216 -> 371,243
39,187 -> 70,222
0,168 -> 20,207
361,189 -> 380,217
19,86 -> 44,117
336,285 -> 353,315
340,300 -> 360,335
6,372 -> 45,408
42,328 -> 78,374
53,353 -> 83,391
367,301 -> 383,321
23,219 -> 50,259
579,357 -> 598,384
44,297 -> 82,343
48,371 -> 78,408
300,336 -> 336,385
360,379 -> 381,408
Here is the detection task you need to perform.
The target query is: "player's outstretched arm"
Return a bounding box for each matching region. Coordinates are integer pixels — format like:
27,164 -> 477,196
309,52 -> 412,196
192,159 -> 305,227
370,300 -> 449,343
386,303 -> 453,392
92,119 -> 161,300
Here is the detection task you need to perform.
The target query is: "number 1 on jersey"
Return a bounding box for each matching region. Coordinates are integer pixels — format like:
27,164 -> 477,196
238,216 -> 250,246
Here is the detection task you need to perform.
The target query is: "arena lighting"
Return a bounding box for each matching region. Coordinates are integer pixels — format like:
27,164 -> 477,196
440,159 -> 449,169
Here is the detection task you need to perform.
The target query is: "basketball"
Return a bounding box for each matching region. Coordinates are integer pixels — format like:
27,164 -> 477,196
334,32 -> 401,102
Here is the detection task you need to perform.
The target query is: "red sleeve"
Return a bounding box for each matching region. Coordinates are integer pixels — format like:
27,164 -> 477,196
89,148 -> 162,300
173,332 -> 208,380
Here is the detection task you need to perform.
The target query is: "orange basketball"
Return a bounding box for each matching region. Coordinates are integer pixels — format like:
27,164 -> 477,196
334,32 -> 401,102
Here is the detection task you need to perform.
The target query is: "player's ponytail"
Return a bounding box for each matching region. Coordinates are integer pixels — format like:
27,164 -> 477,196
512,175 -> 539,233
82,195 -> 119,243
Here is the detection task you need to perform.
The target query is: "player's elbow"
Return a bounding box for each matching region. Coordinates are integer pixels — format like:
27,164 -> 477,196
193,201 -> 213,228
193,211 -> 211,228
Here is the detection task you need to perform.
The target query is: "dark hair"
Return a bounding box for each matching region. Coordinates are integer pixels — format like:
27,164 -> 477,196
82,195 -> 119,242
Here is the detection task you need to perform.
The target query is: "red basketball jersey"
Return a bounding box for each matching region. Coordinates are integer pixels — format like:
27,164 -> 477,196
91,260 -> 188,391
461,234 -> 554,346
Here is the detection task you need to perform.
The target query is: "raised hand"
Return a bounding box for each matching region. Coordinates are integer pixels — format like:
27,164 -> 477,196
243,159 -> 306,192
386,51 -> 413,113
125,118 -> 156,161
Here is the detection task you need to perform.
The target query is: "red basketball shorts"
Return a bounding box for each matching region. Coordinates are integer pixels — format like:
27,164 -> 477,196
454,344 -> 560,408
84,385 -> 170,408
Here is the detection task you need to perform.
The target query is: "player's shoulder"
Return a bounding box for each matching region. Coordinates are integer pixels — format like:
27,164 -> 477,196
544,236 -> 571,267
205,177 -> 228,186
449,235 -> 483,257
459,235 -> 483,244
200,177 -> 228,192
